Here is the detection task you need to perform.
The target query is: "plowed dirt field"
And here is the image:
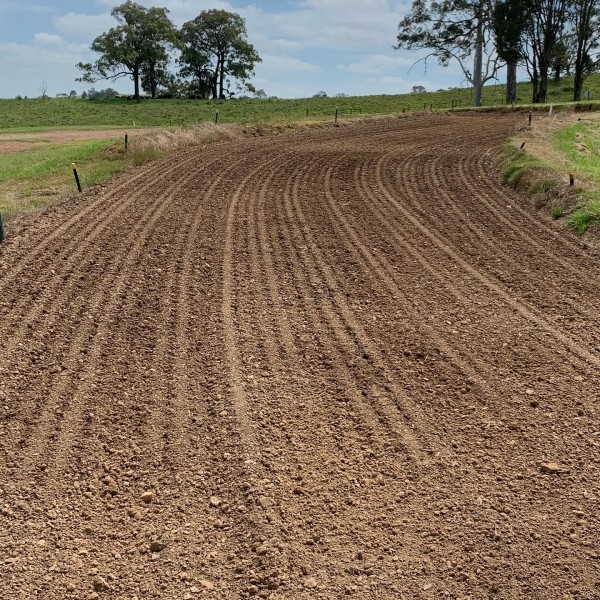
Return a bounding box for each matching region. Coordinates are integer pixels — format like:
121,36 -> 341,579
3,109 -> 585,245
1,113 -> 599,599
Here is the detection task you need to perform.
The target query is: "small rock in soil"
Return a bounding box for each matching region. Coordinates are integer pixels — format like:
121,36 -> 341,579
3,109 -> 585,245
209,496 -> 222,508
150,541 -> 167,552
305,577 -> 318,589
199,579 -> 215,590
92,576 -> 110,591
140,491 -> 154,504
540,462 -> 561,474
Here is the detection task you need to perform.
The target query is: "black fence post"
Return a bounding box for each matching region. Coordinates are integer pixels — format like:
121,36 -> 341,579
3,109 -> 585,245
71,163 -> 82,193
0,211 -> 4,243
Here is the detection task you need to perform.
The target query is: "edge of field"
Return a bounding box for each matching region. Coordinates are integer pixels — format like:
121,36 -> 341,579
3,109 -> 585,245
500,110 -> 600,241
0,115 -> 400,229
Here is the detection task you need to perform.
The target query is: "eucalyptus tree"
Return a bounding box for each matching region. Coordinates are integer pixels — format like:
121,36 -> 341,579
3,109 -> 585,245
570,0 -> 600,100
178,10 -> 261,100
76,1 -> 176,101
396,0 -> 499,107
493,0 -> 528,103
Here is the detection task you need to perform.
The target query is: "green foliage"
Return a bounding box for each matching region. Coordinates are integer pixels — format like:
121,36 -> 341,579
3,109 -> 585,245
178,10 -> 261,100
493,0 -> 528,65
396,0 -> 498,106
76,1 -> 176,100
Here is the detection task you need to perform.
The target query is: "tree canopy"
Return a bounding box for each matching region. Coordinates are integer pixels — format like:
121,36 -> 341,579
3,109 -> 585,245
178,10 -> 261,99
397,0 -> 600,104
396,0 -> 499,107
76,1 -> 176,100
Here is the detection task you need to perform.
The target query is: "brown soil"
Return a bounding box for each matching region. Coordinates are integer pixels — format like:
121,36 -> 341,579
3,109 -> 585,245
0,113 -> 599,599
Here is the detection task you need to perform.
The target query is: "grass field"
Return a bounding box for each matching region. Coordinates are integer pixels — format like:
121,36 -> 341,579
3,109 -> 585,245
3,74 -> 600,131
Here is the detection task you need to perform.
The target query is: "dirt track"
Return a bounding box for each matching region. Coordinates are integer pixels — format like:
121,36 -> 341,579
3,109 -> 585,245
1,113 -> 599,599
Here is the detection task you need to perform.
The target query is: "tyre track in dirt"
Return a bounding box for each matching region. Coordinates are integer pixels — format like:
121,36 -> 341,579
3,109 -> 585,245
0,141 -> 290,598
1,113 -> 599,599
415,143 -> 600,320
221,148 -> 431,596
0,154 -> 225,484
347,142 -> 597,442
0,149 -> 217,355
240,152 -> 418,596
373,149 -> 600,371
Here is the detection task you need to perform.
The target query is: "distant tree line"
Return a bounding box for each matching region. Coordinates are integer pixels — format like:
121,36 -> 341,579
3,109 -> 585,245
77,1 -> 261,101
396,0 -> 600,106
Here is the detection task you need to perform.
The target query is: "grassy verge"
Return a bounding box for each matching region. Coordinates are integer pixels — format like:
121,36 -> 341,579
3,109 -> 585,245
0,139 -> 126,220
501,115 -> 600,235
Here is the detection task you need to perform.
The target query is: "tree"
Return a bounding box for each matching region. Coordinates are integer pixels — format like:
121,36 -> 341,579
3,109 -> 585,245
411,85 -> 427,93
76,1 -> 176,101
178,10 -> 261,100
254,88 -> 268,99
493,0 -> 528,103
313,91 -> 328,98
523,0 -> 572,103
141,58 -> 171,99
396,0 -> 499,107
39,81 -> 48,99
69,90 -> 78,97
571,0 -> 600,100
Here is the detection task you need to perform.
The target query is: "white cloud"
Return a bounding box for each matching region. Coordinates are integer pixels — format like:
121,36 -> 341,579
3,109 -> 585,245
344,54 -> 415,74
0,36 -> 93,97
33,32 -> 65,46
259,55 -> 320,73
53,13 -> 116,38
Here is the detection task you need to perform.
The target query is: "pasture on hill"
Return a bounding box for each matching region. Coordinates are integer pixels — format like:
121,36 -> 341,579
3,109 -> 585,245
3,74 -> 600,131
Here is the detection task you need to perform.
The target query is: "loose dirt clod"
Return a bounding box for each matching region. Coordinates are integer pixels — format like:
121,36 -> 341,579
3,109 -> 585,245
540,462 -> 562,474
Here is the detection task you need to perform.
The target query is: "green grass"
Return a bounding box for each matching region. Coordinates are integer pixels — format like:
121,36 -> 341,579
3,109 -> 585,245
0,138 -> 126,220
551,119 -> 600,233
500,146 -> 546,187
502,114 -> 600,234
3,73 -> 600,131
567,200 -> 600,233
0,139 -> 118,181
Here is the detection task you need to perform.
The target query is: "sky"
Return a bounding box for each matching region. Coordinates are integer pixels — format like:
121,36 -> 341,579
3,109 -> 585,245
0,0 -> 472,99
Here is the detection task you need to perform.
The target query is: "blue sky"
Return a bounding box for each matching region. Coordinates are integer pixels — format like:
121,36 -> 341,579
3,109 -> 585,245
0,0 -> 471,99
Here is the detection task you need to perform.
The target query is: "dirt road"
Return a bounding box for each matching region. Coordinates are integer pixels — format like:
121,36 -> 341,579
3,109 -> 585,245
0,113 -> 599,599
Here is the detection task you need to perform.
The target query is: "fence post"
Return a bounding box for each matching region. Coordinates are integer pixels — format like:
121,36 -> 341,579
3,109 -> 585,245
335,108 -> 338,123
0,211 -> 4,243
215,111 -> 219,124
71,163 -> 82,193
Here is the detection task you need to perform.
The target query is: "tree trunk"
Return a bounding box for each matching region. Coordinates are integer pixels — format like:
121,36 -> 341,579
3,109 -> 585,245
473,11 -> 484,107
506,62 -> 517,104
133,65 -> 140,101
219,52 -> 226,99
536,57 -> 549,103
574,67 -> 584,101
